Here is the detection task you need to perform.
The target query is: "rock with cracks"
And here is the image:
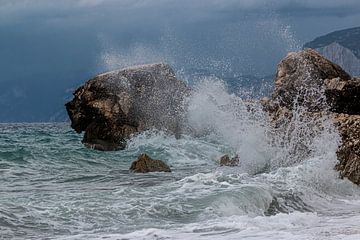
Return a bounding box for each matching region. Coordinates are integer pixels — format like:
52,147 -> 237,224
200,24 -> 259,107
262,48 -> 360,185
333,114 -> 360,185
65,63 -> 189,151
271,48 -> 351,112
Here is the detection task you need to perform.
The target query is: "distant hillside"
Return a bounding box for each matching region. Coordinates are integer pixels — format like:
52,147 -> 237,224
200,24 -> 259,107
304,27 -> 360,76
304,27 -> 360,58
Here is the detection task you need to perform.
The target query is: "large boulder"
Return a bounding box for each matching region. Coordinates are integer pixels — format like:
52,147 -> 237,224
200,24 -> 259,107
272,48 -> 351,112
263,49 -> 360,185
66,63 -> 190,151
130,154 -> 171,173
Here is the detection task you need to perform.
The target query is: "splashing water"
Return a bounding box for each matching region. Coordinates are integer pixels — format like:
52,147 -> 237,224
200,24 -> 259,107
2,16 -> 360,240
256,14 -> 301,52
1,76 -> 360,239
186,78 -> 271,174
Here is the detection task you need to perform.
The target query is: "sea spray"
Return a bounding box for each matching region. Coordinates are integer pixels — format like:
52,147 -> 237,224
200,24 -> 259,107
1,95 -> 360,239
2,48 -> 360,240
185,75 -> 338,175
184,73 -> 360,211
186,78 -> 272,175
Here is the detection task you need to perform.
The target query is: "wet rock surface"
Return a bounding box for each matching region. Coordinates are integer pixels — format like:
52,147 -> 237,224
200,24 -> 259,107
271,48 -> 351,112
66,63 -> 189,151
130,154 -> 171,173
325,77 -> 360,115
333,114 -> 360,185
263,48 -> 360,185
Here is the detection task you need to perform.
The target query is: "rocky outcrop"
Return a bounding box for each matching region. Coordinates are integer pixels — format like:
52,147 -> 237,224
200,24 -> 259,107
66,63 -> 189,151
130,154 -> 171,173
324,77 -> 360,114
333,114 -> 360,185
219,154 -> 240,167
271,48 -> 351,112
263,48 -> 360,185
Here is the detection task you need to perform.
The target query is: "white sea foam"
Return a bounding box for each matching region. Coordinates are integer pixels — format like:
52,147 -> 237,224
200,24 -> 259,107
187,78 -> 272,174
2,78 -> 360,239
60,212 -> 360,240
56,77 -> 360,240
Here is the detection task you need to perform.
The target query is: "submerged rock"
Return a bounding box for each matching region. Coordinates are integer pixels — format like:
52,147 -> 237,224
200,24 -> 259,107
263,48 -> 360,185
65,63 -> 189,151
130,154 -> 171,173
220,154 -> 240,167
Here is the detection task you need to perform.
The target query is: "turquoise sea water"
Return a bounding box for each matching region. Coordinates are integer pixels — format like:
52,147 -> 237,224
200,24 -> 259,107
1,122 -> 360,240
0,123 -> 229,239
2,80 -> 360,239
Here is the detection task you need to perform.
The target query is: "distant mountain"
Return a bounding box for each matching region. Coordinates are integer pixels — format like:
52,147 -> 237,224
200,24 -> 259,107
304,27 -> 360,76
317,42 -> 360,76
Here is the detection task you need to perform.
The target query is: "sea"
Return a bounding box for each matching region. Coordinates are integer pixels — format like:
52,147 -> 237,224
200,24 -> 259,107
1,79 -> 360,240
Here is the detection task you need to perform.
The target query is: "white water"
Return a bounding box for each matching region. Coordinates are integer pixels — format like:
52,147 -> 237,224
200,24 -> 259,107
45,78 -> 360,240
125,79 -> 359,239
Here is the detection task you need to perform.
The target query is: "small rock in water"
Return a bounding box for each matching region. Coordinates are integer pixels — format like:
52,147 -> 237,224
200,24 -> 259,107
220,154 -> 240,167
130,154 -> 171,173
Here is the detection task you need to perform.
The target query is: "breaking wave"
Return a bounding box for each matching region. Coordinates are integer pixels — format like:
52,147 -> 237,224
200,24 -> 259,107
2,76 -> 360,239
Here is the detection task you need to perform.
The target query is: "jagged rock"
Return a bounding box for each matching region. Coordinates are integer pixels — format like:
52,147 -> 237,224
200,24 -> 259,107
333,114 -> 360,185
324,77 -> 360,114
130,154 -> 171,173
220,154 -> 240,167
263,49 -> 359,118
272,48 -> 351,112
66,63 -> 190,151
262,49 -> 360,185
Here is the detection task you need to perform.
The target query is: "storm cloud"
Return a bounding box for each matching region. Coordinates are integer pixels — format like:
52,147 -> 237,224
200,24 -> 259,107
1,0 -> 360,24
0,0 -> 359,121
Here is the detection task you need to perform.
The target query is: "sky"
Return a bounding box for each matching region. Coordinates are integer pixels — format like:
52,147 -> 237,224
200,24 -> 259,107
1,0 -> 360,122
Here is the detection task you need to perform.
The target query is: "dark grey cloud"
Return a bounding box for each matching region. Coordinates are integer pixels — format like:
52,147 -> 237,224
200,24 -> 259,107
2,0 -> 359,71
2,0 -> 360,25
0,0 -> 359,121
1,0 -> 359,77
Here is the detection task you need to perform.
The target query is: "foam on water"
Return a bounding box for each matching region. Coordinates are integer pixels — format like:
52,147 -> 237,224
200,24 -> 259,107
1,76 -> 360,239
61,212 -> 360,240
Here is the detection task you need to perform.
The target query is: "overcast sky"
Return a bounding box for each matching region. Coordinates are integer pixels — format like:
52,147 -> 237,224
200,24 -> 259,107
0,0 -> 359,121
1,0 -> 359,71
